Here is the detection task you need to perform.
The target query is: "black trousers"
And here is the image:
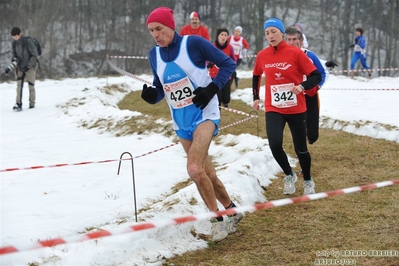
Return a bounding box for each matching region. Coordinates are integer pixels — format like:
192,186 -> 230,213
305,93 -> 320,144
265,111 -> 311,180
217,79 -> 232,107
231,59 -> 242,84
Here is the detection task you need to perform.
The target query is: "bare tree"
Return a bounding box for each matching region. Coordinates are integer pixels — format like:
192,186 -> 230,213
1,0 -> 398,80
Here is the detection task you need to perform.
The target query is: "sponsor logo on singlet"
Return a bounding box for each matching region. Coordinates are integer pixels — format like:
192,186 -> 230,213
274,72 -> 284,80
167,73 -> 182,80
265,62 -> 292,70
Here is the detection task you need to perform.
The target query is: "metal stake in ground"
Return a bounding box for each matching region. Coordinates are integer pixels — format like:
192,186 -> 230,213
117,151 -> 138,222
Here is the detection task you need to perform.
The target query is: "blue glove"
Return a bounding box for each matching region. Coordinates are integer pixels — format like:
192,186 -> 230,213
192,82 -> 219,110
141,84 -> 158,104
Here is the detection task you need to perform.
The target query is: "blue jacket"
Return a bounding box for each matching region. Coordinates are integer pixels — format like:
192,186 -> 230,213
354,35 -> 367,50
304,49 -> 327,87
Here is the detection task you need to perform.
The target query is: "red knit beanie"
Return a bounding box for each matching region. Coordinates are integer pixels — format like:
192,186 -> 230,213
146,7 -> 175,30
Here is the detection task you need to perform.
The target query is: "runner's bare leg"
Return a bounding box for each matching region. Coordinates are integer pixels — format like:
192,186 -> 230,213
180,121 -> 231,211
204,154 -> 231,207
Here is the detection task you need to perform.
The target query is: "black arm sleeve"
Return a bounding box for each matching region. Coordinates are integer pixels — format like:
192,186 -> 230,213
301,70 -> 322,90
252,75 -> 261,101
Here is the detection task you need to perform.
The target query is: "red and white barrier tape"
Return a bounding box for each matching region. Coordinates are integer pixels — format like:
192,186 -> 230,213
108,54 -> 259,59
219,106 -> 258,118
324,88 -> 399,91
330,68 -> 399,73
0,144 -> 177,173
0,109 -> 256,173
1,179 -> 397,256
106,55 -> 152,85
108,55 -> 149,59
107,54 -> 399,73
219,116 -> 253,130
0,159 -> 122,173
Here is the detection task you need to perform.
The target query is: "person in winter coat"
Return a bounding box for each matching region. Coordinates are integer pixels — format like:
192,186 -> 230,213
208,28 -> 236,107
349,27 -> 372,79
252,18 -> 321,196
6,27 -> 38,111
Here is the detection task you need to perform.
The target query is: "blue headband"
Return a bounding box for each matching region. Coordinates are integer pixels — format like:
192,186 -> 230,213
264,18 -> 285,33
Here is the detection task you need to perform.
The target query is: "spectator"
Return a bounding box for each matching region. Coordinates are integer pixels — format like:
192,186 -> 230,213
144,7 -> 243,242
179,11 -> 210,41
295,22 -> 309,48
208,28 -> 236,107
252,18 -> 321,195
228,26 -> 250,88
6,27 -> 38,111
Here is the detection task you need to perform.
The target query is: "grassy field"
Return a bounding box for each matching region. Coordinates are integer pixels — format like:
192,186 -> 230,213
118,78 -> 399,266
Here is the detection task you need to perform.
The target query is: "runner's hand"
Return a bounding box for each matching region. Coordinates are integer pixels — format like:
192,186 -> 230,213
141,84 -> 158,104
192,82 -> 219,110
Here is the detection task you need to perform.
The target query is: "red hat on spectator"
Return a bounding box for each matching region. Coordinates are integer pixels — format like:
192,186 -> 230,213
146,7 -> 175,30
190,11 -> 201,20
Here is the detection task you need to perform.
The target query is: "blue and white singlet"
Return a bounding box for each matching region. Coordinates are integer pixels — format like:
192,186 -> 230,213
155,36 -> 220,139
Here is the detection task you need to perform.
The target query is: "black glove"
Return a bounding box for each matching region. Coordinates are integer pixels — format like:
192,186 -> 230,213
192,82 -> 219,110
4,67 -> 11,74
141,84 -> 158,104
207,62 -> 215,69
349,44 -> 355,49
22,66 -> 30,72
325,61 -> 338,68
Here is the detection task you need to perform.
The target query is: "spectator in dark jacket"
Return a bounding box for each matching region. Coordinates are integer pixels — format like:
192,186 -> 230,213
7,27 -> 38,111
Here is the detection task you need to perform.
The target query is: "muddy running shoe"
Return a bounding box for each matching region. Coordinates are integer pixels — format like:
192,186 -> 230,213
210,218 -> 228,242
303,179 -> 315,195
283,172 -> 298,195
226,212 -> 244,234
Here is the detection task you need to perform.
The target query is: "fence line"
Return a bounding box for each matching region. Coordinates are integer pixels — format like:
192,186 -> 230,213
0,108 -> 256,173
107,54 -> 399,74
1,179 -> 397,256
323,88 -> 399,91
